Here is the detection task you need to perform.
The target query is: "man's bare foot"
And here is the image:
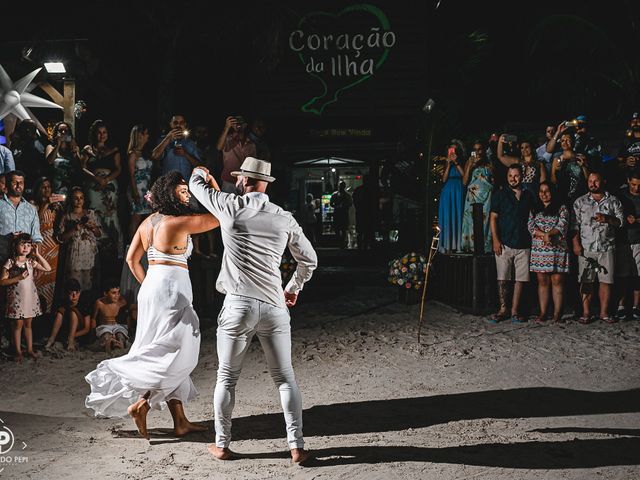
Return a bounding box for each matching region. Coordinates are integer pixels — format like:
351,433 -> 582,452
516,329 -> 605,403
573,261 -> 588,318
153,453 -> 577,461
15,352 -> 23,363
174,421 -> 208,437
27,350 -> 40,360
127,398 -> 150,440
207,444 -> 237,460
291,448 -> 313,465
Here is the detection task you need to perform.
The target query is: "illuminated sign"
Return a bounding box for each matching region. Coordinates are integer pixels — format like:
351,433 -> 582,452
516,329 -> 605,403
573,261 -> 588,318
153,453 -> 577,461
289,4 -> 396,115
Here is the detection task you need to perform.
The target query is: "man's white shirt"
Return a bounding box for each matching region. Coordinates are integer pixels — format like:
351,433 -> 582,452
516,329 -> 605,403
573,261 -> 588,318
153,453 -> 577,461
189,169 -> 317,308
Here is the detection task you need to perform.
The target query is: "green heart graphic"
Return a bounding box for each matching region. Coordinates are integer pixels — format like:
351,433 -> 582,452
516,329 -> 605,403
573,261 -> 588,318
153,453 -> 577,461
294,4 -> 394,115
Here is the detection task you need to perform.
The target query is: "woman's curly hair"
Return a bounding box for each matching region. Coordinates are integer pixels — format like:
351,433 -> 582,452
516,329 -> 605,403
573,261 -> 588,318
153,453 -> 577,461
149,171 -> 193,216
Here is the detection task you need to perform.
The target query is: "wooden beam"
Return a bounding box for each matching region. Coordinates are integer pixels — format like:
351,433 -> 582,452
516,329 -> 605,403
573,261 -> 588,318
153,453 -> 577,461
36,82 -> 64,106
63,79 -> 76,133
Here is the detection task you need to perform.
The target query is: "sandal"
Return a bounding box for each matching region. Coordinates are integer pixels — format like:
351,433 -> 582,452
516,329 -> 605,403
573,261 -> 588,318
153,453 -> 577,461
578,315 -> 592,324
511,315 -> 528,324
488,312 -> 508,324
534,315 -> 547,324
600,316 -> 617,324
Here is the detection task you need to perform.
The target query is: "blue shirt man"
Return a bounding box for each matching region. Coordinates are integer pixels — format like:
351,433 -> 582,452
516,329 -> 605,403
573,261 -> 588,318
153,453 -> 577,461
151,114 -> 202,180
0,144 -> 16,174
0,171 -> 42,260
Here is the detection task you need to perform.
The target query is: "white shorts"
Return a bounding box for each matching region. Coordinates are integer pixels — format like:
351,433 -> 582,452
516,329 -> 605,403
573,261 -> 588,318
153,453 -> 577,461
96,324 -> 129,339
495,246 -> 531,282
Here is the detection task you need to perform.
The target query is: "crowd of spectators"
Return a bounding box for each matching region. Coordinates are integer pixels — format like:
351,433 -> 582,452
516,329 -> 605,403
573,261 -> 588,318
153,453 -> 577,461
437,112 -> 640,324
0,113 -> 268,361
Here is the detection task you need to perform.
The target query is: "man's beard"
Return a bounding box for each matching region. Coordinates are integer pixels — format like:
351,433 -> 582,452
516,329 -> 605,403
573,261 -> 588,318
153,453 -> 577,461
7,188 -> 22,197
508,182 -> 521,190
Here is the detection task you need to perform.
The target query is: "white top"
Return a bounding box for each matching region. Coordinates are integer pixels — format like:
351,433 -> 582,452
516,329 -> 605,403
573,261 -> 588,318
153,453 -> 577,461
189,169 -> 317,308
146,213 -> 192,266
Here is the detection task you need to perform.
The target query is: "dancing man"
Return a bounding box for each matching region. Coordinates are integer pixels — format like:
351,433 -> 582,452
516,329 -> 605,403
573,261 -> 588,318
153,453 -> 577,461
189,157 -> 317,465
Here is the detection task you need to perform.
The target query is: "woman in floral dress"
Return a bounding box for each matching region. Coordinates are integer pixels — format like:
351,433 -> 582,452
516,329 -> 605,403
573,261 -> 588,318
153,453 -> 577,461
126,124 -> 153,238
56,187 -> 102,295
44,121 -> 82,195
81,119 -> 123,260
461,141 -> 494,253
528,181 -> 569,323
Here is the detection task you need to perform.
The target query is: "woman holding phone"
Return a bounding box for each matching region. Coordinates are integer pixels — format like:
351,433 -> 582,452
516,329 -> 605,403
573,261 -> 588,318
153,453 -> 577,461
438,140 -> 466,253
461,140 -> 494,253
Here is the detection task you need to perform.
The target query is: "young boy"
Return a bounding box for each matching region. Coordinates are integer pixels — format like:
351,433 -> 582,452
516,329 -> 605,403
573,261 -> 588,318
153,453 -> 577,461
45,278 -> 91,352
92,280 -> 128,354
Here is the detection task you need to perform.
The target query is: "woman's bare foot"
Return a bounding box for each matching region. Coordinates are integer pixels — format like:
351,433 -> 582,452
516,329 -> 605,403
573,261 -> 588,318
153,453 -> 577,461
27,350 -> 40,360
174,421 -> 208,437
127,398 -> 150,440
291,448 -> 313,465
207,445 -> 237,460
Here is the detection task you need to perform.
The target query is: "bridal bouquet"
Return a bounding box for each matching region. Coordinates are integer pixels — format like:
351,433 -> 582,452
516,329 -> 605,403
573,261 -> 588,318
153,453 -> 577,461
387,252 -> 427,290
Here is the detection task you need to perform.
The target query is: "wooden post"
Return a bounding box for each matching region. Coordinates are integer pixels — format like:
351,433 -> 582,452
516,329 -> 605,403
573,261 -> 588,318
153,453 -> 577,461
472,203 -> 485,256
63,78 -> 76,133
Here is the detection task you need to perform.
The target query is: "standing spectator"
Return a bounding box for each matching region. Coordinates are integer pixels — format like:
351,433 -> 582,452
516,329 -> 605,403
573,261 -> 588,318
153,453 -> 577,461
126,124 -> 153,238
488,164 -> 535,323
0,143 -> 16,175
9,119 -> 47,195
330,180 -> 353,249
573,115 -> 602,171
353,174 -> 380,251
528,181 -> 570,323
536,125 -> 556,171
0,170 -> 43,262
191,125 -> 217,259
81,119 -> 123,262
216,115 -> 256,193
619,112 -> 640,160
56,187 -> 102,297
614,169 -> 640,320
31,177 -> 65,314
496,134 -> 547,195
152,114 -> 202,181
300,193 -> 318,246
609,153 -> 638,191
572,172 -> 623,324
1,234 -> 51,362
550,131 -> 589,204
45,121 -> 82,195
248,117 -> 271,161
438,141 -> 465,253
461,141 -> 494,253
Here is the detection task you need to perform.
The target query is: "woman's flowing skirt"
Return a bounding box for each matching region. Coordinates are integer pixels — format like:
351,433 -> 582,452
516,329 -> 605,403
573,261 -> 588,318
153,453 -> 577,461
85,265 -> 200,417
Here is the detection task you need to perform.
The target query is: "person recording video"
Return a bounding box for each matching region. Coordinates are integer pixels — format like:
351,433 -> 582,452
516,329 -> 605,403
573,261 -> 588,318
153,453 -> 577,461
216,115 -> 256,193
152,114 -> 202,181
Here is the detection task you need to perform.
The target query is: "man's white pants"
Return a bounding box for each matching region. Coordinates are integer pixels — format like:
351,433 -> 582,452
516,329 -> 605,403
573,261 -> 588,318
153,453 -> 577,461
214,294 -> 304,449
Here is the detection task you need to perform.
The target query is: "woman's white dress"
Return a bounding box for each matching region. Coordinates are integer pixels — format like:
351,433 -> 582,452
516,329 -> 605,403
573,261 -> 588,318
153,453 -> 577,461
85,237 -> 200,417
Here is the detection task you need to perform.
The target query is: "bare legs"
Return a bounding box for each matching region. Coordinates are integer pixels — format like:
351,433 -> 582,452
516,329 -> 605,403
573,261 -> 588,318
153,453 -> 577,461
537,273 -> 565,322
12,317 -> 39,362
581,282 -> 611,320
127,395 -> 206,440
168,399 -> 207,436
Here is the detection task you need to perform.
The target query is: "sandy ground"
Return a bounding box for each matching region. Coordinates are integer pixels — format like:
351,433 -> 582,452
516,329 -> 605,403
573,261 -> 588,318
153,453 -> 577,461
1,280 -> 640,479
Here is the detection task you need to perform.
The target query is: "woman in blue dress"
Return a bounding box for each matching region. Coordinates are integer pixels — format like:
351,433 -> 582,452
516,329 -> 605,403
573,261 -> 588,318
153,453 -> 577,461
438,141 -> 465,253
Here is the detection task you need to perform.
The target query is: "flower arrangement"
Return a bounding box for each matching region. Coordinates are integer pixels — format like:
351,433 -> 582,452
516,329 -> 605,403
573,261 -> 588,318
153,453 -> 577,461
387,252 -> 428,290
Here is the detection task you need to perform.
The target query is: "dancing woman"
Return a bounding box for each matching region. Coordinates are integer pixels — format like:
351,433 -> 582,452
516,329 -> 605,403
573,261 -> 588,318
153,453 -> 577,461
85,171 -> 220,439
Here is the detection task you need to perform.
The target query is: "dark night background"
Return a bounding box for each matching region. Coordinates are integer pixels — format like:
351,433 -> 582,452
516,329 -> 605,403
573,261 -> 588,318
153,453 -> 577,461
2,0 -> 639,240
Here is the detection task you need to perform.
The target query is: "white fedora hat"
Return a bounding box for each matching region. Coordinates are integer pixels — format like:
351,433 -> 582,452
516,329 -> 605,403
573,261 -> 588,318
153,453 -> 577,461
231,157 -> 275,183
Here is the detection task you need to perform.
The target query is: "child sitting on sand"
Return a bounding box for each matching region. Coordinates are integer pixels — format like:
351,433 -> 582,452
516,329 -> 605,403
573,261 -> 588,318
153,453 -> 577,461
92,279 -> 128,354
45,278 -> 91,352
